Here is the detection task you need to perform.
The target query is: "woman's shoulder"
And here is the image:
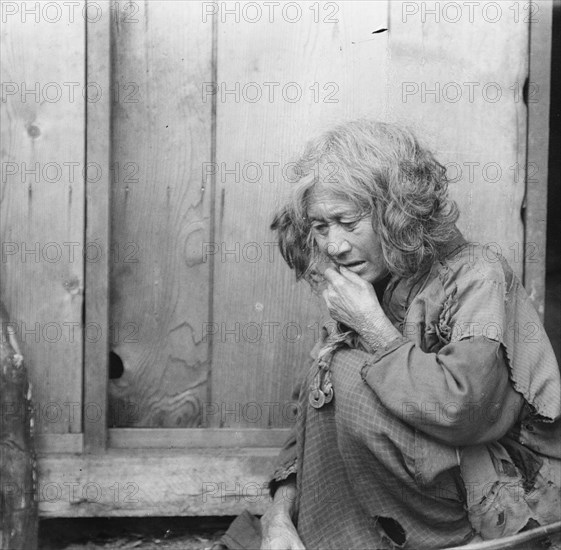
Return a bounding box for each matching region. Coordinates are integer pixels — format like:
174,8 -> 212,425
438,241 -> 515,289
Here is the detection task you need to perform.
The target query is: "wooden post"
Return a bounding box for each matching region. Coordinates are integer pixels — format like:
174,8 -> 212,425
524,0 -> 553,320
0,302 -> 37,550
84,0 -> 111,452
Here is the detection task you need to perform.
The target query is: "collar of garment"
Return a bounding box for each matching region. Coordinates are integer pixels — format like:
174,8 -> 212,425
382,229 -> 468,328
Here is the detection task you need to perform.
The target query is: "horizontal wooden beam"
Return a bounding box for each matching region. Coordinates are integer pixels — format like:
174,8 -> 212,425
35,428 -> 292,452
36,434 -> 83,454
109,428 -> 291,448
37,448 -> 278,517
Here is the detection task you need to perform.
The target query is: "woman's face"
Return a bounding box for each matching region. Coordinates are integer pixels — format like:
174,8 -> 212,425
307,194 -> 389,284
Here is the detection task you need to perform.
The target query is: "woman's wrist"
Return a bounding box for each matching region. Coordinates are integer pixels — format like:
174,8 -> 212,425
356,310 -> 401,350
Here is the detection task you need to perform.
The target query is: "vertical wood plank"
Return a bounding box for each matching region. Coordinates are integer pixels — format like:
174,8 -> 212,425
387,0 -> 529,281
84,0 -> 112,452
0,3 -> 85,434
525,0 -> 552,319
109,1 -> 213,427
211,2 -> 390,428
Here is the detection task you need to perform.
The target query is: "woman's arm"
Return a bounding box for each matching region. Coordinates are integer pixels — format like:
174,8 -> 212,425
360,336 -> 524,445
322,266 -> 525,446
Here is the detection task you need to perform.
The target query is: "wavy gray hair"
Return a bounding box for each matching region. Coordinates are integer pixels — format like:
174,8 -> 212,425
271,119 -> 459,285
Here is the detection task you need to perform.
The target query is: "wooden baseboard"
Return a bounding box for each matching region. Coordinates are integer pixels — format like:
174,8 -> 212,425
36,434 -> 84,454
36,428 -> 291,453
109,428 -> 291,448
37,447 -> 278,517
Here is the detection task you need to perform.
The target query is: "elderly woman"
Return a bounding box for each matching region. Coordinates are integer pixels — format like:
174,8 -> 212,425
216,120 -> 561,550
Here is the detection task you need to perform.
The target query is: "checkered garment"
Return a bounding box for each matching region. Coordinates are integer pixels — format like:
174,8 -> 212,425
287,348 -> 469,549
267,237 -> 561,550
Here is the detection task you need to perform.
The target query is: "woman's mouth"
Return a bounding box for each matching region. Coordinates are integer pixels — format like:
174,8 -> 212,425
340,261 -> 366,271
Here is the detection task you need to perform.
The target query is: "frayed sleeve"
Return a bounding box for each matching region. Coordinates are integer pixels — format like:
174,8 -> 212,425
361,262 -> 530,446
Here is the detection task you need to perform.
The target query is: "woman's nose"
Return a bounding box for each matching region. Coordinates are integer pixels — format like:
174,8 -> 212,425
325,226 -> 351,257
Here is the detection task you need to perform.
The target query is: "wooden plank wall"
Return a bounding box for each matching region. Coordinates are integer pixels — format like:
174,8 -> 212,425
1,7 -> 85,435
109,1 -> 213,427
108,1 -> 533,430
387,1 -> 528,280
211,1 -> 390,428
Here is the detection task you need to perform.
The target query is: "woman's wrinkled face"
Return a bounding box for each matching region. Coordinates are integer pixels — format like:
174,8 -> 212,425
307,194 -> 389,284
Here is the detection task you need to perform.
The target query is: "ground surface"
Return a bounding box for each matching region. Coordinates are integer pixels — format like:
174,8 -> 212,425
38,518 -> 561,550
39,517 -> 231,550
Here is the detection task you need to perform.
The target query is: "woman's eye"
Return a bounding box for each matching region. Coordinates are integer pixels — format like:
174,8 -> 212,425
340,220 -> 358,230
312,224 -> 328,235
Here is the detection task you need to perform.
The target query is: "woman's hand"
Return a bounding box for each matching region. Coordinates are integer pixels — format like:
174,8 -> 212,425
322,267 -> 400,349
260,483 -> 306,550
322,266 -> 383,330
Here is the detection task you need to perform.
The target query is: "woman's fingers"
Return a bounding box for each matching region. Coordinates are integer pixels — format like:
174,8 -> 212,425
338,265 -> 365,283
322,266 -> 340,283
324,266 -> 369,291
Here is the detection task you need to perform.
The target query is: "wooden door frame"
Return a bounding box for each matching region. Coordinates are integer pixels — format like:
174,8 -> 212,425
525,0 -> 553,320
83,0 -> 111,454
77,0 -> 293,457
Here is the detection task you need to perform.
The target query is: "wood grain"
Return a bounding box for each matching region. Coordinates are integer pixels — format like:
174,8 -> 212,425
211,1 -> 390,428
36,434 -> 83,454
0,8 -> 85,434
387,2 -> 528,281
0,302 -> 38,549
109,1 -> 213,427
37,448 -> 277,517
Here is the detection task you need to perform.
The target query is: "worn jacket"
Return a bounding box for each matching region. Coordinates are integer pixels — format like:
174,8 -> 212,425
271,233 -> 561,541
